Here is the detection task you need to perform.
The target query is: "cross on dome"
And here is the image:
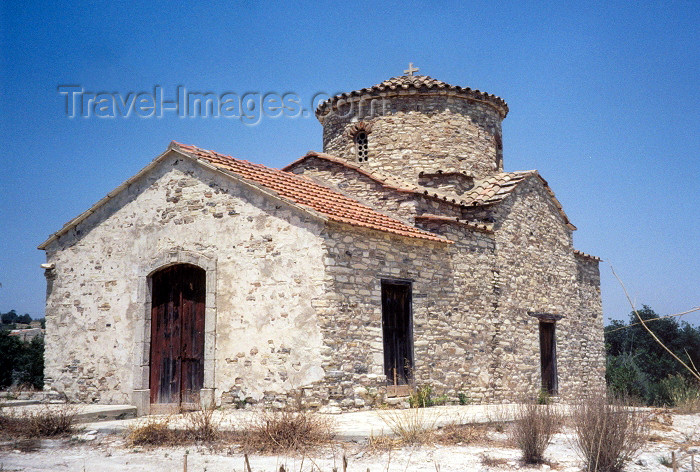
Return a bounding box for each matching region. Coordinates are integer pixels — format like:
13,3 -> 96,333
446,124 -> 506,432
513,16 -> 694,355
403,62 -> 419,76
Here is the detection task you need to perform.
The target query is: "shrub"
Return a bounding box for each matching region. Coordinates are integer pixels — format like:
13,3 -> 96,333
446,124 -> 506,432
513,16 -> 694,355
408,385 -> 434,408
537,389 -> 551,405
458,392 -> 469,405
570,394 -> 648,472
664,375 -> 700,413
605,353 -> 647,402
510,403 -> 561,464
0,331 -> 22,388
243,409 -> 334,452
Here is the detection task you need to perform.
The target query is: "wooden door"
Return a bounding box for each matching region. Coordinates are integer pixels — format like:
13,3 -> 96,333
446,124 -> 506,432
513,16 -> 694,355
149,264 -> 205,409
381,281 -> 413,386
539,321 -> 558,395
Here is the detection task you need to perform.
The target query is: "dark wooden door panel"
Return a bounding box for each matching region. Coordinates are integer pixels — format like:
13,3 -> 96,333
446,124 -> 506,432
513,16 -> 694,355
539,321 -> 558,395
150,264 -> 206,407
382,281 -> 413,386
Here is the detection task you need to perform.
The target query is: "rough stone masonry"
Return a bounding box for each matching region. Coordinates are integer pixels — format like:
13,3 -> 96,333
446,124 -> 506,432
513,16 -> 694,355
39,70 -> 605,414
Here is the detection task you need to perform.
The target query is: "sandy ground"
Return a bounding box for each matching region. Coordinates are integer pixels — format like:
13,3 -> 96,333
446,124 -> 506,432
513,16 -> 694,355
1,406 -> 698,472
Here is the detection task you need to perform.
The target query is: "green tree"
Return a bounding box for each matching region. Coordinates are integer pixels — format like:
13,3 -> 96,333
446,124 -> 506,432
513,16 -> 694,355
0,330 -> 22,387
1,309 -> 18,324
14,335 -> 44,389
0,330 -> 44,389
605,305 -> 700,405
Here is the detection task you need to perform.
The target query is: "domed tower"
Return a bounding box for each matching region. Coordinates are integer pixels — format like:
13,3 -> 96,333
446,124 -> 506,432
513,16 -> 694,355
316,65 -> 508,192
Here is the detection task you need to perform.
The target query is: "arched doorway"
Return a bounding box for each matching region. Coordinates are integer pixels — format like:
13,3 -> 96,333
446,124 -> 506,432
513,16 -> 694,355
149,264 -> 206,411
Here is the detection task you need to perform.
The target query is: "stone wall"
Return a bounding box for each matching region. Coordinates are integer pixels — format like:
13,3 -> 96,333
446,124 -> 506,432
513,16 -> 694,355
42,150 -> 604,411
485,177 -> 606,401
320,93 -> 504,182
310,222 -> 499,410
43,153 -> 328,406
282,159 -> 605,408
287,156 -> 462,222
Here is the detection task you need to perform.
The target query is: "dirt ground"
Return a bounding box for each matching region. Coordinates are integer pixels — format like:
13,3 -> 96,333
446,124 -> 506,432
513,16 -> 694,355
0,408 -> 698,472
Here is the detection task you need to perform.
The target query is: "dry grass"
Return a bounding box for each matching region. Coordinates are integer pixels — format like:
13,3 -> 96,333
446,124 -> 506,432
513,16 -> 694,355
480,454 -> 509,468
570,394 -> 649,472
127,406 -> 222,446
672,383 -> 700,414
377,407 -> 439,445
127,415 -> 176,446
0,404 -> 78,438
366,432 -> 403,451
510,403 -> 561,464
434,423 -> 481,445
241,409 -> 334,453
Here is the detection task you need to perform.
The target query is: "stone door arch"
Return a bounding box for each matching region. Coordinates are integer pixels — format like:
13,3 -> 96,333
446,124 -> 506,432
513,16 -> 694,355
132,250 -> 217,415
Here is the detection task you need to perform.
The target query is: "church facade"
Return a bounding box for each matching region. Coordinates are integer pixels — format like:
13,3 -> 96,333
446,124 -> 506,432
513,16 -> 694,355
39,70 -> 605,414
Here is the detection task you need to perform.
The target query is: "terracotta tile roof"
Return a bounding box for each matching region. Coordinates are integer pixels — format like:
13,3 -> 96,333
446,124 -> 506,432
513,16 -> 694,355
573,249 -> 601,261
284,151 -> 420,193
284,152 -> 576,230
462,171 -> 535,205
316,75 -> 508,118
462,171 -> 576,230
285,152 -> 490,205
170,142 -> 450,243
414,214 -> 494,234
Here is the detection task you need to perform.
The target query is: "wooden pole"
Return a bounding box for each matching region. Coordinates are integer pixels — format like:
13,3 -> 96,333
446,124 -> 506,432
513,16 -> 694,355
244,453 -> 252,472
183,453 -> 188,472
343,454 -> 348,472
672,450 -> 677,472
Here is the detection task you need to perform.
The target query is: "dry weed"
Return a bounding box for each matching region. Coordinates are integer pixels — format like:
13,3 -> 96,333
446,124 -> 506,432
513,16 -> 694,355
242,409 -> 334,453
0,403 -> 78,438
434,423 -> 481,445
185,406 -> 220,442
127,416 -> 176,446
570,393 -> 649,472
672,382 -> 700,414
366,432 -> 403,451
510,403 -> 561,464
485,404 -> 512,433
480,454 -> 509,468
127,407 -> 225,447
377,407 -> 439,445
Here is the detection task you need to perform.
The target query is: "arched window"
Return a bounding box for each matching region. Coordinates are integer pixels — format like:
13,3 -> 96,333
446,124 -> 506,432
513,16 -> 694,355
355,131 -> 369,162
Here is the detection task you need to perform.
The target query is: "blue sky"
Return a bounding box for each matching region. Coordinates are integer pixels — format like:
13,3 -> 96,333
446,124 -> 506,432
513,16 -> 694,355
0,1 -> 698,325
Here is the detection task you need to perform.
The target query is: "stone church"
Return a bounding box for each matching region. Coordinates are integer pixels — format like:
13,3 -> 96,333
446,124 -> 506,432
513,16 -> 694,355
39,68 -> 605,414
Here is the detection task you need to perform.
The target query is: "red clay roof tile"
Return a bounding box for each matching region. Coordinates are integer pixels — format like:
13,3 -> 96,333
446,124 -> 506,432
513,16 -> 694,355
171,142 -> 450,244
316,75 -> 509,118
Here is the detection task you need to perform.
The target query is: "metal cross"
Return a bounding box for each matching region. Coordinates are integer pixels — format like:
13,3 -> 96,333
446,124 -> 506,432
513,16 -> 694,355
404,63 -> 419,76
